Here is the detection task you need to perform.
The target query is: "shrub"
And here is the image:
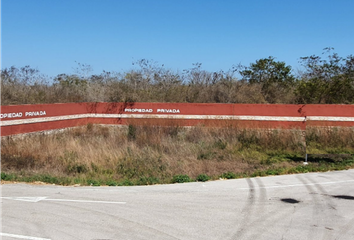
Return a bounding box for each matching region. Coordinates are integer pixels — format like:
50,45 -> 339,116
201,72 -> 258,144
172,174 -> 191,183
196,174 -> 210,182
38,174 -> 60,184
1,172 -> 5,180
106,180 -> 118,186
136,176 -> 160,185
220,172 -> 237,179
1,172 -> 16,181
87,179 -> 100,186
118,179 -> 134,186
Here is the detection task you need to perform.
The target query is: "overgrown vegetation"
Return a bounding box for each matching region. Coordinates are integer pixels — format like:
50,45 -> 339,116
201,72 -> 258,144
1,48 -> 353,105
306,127 -> 354,154
1,48 -> 353,185
1,124 -> 353,186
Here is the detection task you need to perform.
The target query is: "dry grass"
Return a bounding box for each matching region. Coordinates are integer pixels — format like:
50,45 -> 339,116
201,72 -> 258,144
1,124 -> 353,185
306,126 -> 354,154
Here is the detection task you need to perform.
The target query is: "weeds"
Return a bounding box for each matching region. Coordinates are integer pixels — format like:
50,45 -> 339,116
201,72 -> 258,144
306,127 -> 354,154
1,124 -> 353,186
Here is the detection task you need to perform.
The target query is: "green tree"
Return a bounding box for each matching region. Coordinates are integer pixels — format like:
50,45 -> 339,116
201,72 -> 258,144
295,48 -> 354,104
239,56 -> 295,103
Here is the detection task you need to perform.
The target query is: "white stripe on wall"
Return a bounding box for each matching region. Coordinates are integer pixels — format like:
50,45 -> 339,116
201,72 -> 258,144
0,114 -> 304,126
1,114 -> 354,127
306,116 -> 354,121
1,114 -> 92,126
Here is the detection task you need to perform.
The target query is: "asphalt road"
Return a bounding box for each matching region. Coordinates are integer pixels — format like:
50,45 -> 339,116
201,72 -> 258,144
1,170 -> 354,240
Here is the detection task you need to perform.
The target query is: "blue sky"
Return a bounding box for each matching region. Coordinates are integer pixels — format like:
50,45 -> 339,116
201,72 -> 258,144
1,0 -> 354,78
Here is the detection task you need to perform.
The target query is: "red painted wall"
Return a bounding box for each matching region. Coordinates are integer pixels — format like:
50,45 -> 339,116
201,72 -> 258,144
1,102 -> 353,136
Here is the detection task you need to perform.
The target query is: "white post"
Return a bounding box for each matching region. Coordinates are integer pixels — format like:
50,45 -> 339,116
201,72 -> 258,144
303,154 -> 308,165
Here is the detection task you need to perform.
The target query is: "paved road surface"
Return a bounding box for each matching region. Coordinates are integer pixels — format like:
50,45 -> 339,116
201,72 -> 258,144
1,170 -> 354,240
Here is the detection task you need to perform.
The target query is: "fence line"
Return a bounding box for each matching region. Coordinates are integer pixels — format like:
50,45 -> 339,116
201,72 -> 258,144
1,102 -> 353,136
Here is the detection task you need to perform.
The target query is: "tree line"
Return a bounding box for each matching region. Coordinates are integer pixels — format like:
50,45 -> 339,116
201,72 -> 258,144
1,48 -> 353,105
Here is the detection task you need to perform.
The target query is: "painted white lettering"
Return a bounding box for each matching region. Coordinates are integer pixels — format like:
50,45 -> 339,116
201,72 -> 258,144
125,108 -> 153,113
25,111 -> 47,117
156,109 -> 180,114
0,112 -> 23,119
